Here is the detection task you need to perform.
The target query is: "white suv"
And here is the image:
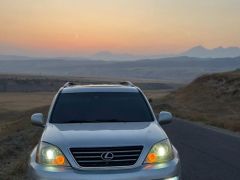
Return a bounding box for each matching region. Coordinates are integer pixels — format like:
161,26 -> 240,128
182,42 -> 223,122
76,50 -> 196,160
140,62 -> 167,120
28,82 -> 181,180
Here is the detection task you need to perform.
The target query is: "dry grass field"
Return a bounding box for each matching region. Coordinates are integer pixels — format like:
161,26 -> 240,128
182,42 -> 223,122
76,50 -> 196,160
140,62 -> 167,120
144,90 -> 170,100
0,92 -> 54,114
0,93 -> 53,179
151,71 -> 240,132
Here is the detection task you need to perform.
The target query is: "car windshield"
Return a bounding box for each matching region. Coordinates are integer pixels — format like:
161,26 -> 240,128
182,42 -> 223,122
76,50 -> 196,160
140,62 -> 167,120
50,92 -> 153,123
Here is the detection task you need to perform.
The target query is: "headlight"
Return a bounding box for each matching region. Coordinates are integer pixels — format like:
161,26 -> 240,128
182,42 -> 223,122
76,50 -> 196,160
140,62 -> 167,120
36,142 -> 70,166
145,139 -> 174,164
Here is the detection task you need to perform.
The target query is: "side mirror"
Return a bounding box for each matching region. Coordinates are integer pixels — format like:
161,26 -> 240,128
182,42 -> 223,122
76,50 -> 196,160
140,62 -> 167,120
158,111 -> 173,125
31,113 -> 45,127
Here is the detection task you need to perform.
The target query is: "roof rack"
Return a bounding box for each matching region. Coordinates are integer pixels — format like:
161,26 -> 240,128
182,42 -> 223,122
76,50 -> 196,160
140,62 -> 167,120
119,81 -> 135,87
63,81 -> 134,88
63,81 -> 76,87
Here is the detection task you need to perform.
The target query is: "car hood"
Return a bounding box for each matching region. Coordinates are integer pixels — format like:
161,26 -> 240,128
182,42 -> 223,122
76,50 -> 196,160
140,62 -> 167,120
41,122 -> 168,149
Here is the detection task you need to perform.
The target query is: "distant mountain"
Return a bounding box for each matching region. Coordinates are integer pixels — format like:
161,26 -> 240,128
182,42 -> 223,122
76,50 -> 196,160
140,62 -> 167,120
0,56 -> 239,83
80,46 -> 240,60
0,54 -> 93,61
1,45 -> 240,61
0,53 -> 141,61
181,45 -> 240,58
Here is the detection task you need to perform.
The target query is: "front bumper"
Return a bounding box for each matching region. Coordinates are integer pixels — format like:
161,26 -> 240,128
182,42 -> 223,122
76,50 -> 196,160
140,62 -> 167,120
28,147 -> 181,180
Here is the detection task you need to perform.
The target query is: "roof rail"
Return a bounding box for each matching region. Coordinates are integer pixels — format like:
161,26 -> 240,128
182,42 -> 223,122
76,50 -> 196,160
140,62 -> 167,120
119,81 -> 135,87
63,81 -> 76,87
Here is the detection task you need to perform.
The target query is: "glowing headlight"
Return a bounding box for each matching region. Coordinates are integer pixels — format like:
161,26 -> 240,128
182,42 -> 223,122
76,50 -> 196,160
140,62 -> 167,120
36,142 -> 70,166
145,139 -> 174,164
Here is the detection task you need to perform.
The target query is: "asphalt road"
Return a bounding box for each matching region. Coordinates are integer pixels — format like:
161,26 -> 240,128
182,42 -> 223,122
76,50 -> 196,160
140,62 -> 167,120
162,118 -> 240,180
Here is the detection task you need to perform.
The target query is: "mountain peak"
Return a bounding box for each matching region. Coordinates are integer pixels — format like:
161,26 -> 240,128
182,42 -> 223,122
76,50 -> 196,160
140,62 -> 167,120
182,45 -> 240,58
191,45 -> 206,50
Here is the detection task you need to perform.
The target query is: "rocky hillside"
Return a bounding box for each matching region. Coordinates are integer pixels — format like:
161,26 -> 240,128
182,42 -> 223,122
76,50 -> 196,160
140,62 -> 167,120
154,70 -> 240,131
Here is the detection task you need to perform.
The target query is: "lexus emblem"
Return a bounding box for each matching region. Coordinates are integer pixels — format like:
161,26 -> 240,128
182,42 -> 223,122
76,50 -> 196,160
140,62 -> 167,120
101,152 -> 114,161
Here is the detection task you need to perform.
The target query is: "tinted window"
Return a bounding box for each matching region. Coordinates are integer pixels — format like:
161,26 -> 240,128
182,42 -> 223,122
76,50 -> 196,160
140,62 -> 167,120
50,92 -> 153,123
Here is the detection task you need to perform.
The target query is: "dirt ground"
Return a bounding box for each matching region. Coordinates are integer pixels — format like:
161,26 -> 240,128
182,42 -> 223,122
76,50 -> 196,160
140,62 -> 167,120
0,93 -> 53,179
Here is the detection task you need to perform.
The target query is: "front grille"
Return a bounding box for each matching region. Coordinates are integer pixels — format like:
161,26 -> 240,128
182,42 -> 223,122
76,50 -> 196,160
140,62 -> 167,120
70,146 -> 143,167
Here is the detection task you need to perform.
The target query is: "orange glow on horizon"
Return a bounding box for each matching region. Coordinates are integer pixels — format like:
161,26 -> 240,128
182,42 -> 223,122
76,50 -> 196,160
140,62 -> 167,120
0,0 -> 240,55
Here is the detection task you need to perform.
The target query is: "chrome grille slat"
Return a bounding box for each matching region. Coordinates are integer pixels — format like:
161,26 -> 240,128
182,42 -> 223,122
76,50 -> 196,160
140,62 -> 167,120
70,146 -> 143,167
112,154 -> 139,157
77,159 -> 137,163
75,154 -> 139,159
72,150 -> 141,154
75,155 -> 101,158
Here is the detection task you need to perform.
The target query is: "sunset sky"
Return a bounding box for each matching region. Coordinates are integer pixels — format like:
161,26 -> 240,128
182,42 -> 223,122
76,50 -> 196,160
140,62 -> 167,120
0,0 -> 240,56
